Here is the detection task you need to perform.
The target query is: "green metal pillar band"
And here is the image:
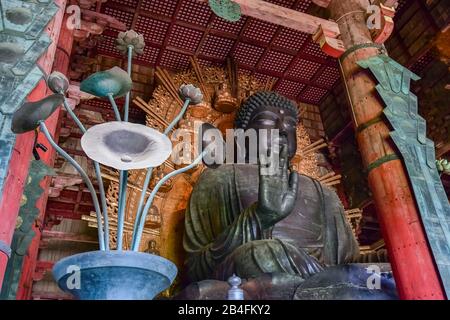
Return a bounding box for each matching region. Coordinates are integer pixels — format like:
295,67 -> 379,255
356,115 -> 384,133
340,43 -> 386,62
367,154 -> 400,173
0,240 -> 11,258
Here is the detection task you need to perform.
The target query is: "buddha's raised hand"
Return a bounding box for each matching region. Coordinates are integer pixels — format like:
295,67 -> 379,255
257,141 -> 299,230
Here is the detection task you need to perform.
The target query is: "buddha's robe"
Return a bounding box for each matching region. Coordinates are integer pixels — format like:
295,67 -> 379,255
183,164 -> 359,282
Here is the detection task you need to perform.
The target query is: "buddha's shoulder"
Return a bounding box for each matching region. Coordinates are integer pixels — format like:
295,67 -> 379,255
295,174 -> 340,200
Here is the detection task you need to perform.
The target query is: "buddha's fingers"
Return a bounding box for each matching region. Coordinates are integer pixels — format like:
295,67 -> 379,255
259,154 -> 272,187
288,171 -> 299,193
279,143 -> 289,181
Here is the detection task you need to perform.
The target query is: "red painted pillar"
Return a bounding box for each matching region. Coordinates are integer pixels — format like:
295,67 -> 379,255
0,0 -> 67,292
16,11 -> 73,300
329,0 -> 445,299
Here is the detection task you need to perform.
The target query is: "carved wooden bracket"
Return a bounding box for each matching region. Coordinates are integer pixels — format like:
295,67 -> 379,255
64,84 -> 83,110
68,9 -> 126,80
77,0 -> 107,10
72,10 -> 126,42
312,25 -> 346,58
81,9 -> 127,30
371,3 -> 396,44
69,54 -> 97,79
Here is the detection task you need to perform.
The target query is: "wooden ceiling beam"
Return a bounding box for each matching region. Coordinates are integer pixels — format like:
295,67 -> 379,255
312,1 -> 400,9
41,230 -> 99,244
232,0 -> 340,37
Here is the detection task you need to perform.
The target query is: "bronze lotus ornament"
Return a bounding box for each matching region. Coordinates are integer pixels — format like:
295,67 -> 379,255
9,28 -> 185,300
179,84 -> 204,105
116,30 -> 145,56
11,93 -> 64,134
80,66 -> 132,98
80,121 -> 172,171
47,71 -> 69,94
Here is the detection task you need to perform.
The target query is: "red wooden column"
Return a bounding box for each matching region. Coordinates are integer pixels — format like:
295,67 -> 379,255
329,0 -> 445,299
16,12 -> 73,300
0,0 -> 67,291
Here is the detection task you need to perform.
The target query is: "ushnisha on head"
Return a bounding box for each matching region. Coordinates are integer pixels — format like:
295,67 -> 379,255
234,91 -> 299,159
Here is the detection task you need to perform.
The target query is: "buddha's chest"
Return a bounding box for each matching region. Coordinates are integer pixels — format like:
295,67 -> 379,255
234,166 -> 325,247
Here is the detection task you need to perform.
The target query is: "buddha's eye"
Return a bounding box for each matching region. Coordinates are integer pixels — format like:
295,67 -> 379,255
254,119 -> 277,126
285,118 -> 298,127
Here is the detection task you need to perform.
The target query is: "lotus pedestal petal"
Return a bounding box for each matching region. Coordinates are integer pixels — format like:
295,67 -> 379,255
52,251 -> 177,300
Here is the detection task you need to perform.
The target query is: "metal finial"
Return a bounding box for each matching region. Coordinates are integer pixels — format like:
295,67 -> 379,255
227,274 -> 244,300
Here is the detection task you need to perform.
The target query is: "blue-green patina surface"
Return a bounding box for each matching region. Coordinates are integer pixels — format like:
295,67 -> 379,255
208,0 -> 242,22
0,160 -> 54,300
0,0 -> 58,198
358,55 -> 450,296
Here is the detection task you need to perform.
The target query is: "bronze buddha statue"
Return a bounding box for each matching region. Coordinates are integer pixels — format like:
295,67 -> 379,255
179,91 -> 397,300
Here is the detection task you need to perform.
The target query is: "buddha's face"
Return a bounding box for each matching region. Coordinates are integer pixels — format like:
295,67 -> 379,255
246,105 -> 298,160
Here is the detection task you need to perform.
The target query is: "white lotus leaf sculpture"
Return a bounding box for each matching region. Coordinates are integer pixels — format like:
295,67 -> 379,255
81,121 -> 172,170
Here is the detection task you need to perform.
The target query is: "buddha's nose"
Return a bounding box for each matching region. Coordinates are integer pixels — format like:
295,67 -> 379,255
276,118 -> 288,135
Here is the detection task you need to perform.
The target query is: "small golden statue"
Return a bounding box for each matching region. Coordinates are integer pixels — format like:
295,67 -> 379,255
213,82 -> 239,113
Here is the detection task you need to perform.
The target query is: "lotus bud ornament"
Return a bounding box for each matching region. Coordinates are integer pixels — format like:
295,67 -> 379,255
47,71 -> 69,94
116,30 -> 145,56
437,159 -> 450,174
179,84 -> 203,105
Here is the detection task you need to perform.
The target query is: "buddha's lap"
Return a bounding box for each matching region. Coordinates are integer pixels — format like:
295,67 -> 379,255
215,239 -> 324,280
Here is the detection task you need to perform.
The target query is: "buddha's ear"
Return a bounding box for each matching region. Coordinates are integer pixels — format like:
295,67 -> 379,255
199,122 -> 225,169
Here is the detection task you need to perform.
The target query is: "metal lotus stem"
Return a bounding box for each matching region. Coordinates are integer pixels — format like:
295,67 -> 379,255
116,170 -> 128,250
131,98 -> 191,246
123,45 -> 133,122
61,97 -> 110,250
132,150 -> 208,251
107,93 -> 122,121
131,168 -> 153,241
164,98 -> 190,135
39,121 -> 106,250
116,45 -> 133,250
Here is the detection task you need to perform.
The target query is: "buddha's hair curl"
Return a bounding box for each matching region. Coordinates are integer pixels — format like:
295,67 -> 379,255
234,91 -> 299,130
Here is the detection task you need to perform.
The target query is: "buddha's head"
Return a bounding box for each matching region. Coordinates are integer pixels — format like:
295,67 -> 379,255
234,91 -> 299,160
